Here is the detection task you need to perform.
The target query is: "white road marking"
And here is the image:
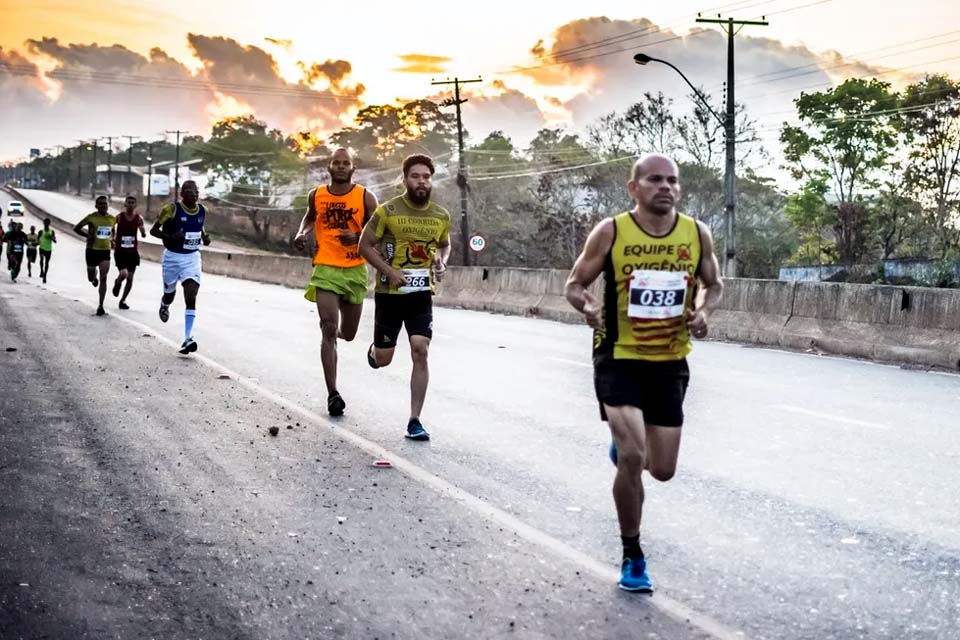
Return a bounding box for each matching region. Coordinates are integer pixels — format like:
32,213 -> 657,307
547,357 -> 592,368
49,286 -> 746,640
774,405 -> 890,431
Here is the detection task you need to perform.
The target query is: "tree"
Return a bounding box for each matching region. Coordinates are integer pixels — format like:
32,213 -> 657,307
784,178 -> 831,265
329,100 -> 457,166
781,78 -> 900,262
901,74 -> 960,259
192,115 -> 302,189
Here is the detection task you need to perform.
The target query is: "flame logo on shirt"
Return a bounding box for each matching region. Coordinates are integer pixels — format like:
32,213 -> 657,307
677,243 -> 692,261
399,240 -> 436,267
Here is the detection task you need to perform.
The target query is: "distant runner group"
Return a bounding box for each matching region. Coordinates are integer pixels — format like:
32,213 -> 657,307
9,149 -> 723,595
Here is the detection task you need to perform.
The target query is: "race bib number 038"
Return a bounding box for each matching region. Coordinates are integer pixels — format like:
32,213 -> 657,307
399,268 -> 431,293
184,231 -> 202,249
627,270 -> 689,320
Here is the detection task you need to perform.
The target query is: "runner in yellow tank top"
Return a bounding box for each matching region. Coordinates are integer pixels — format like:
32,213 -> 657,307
293,148 -> 378,416
73,195 -> 116,316
564,154 -> 723,593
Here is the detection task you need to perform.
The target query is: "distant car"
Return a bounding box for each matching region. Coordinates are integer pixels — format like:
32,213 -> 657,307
7,201 -> 23,216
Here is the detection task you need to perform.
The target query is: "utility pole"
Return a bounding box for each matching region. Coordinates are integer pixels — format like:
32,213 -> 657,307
695,13 -> 767,278
122,135 -> 138,195
146,142 -> 154,216
431,76 -> 482,266
165,130 -> 188,202
102,136 -> 114,196
75,140 -> 86,196
90,140 -> 100,198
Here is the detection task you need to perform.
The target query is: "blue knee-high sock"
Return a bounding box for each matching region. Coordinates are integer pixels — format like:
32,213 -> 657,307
184,309 -> 196,341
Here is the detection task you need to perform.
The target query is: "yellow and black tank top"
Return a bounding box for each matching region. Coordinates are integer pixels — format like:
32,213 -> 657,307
594,211 -> 702,362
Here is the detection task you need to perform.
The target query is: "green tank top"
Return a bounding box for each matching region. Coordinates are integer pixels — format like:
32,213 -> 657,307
39,229 -> 55,251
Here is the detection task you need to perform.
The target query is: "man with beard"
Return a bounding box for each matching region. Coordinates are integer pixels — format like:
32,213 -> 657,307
73,195 -> 116,316
112,195 -> 146,310
359,154 -> 451,441
564,154 -> 723,593
150,180 -> 212,354
294,148 -> 378,416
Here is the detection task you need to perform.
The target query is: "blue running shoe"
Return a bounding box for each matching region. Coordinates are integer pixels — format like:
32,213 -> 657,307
618,557 -> 653,592
609,440 -> 618,466
405,418 -> 430,441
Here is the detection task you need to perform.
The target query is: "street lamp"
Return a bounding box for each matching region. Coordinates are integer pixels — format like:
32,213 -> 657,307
146,155 -> 153,216
634,52 -> 737,277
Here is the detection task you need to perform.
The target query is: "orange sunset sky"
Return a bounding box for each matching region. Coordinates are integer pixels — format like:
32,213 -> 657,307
1,0 -> 958,162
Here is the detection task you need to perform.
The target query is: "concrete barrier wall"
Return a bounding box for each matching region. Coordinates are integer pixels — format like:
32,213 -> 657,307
9,185 -> 960,370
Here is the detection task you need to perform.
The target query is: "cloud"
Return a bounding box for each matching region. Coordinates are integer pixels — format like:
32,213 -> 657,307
0,33 -> 365,159
393,53 -> 452,75
264,37 -> 293,49
509,16 -> 901,161
460,80 -> 547,143
301,59 -> 354,90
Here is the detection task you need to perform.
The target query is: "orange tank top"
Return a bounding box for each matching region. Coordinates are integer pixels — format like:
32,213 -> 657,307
312,185 -> 366,267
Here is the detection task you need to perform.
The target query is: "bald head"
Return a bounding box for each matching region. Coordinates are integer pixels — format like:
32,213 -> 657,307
329,147 -> 355,186
630,153 -> 680,182
627,153 -> 681,217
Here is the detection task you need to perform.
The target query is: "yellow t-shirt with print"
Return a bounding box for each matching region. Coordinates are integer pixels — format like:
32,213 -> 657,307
373,194 -> 451,295
77,213 -> 116,251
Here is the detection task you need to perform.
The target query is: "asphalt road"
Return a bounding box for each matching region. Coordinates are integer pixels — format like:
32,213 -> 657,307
2,190 -> 959,639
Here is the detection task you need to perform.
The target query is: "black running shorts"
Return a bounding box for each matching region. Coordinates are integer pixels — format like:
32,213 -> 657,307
26,248 -> 37,262
114,250 -> 140,273
374,291 -> 433,349
593,357 -> 690,427
85,248 -> 111,268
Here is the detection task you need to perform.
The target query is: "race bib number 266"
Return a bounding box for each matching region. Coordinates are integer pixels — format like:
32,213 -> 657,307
627,270 -> 689,320
399,268 -> 431,293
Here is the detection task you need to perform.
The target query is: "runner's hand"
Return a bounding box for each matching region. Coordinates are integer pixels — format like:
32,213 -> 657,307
687,310 -> 708,339
337,231 -> 360,247
386,269 -> 407,288
432,259 -> 446,283
202,233 -> 211,246
582,291 -> 602,329
293,232 -> 307,251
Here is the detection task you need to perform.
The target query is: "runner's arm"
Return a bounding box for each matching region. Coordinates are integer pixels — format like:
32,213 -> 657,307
362,189 -> 378,227
688,221 -> 724,330
139,216 -> 147,238
358,212 -> 391,274
565,218 -> 615,327
293,189 -> 317,250
73,216 -> 91,239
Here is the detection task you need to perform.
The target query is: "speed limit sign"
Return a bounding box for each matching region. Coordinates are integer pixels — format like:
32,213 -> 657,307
468,234 -> 486,252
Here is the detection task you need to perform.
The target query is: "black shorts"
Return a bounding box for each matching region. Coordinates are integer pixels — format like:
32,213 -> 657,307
39,249 -> 52,259
114,250 -> 140,273
85,248 -> 111,268
374,291 -> 433,349
594,357 -> 690,427
26,248 -> 37,262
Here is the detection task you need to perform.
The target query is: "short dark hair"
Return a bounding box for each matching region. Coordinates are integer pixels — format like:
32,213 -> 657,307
402,154 -> 435,177
43,217 -> 51,224
95,195 -> 107,202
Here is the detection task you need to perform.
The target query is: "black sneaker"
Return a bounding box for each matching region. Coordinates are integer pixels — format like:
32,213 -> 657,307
179,338 -> 198,354
327,392 -> 346,416
119,301 -> 130,310
366,344 -> 380,369
90,277 -> 98,287
96,306 -> 106,316
112,279 -> 122,297
405,418 -> 430,441
159,303 -> 170,323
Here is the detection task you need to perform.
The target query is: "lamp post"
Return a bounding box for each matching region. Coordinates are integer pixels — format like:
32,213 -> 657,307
634,53 -> 735,277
